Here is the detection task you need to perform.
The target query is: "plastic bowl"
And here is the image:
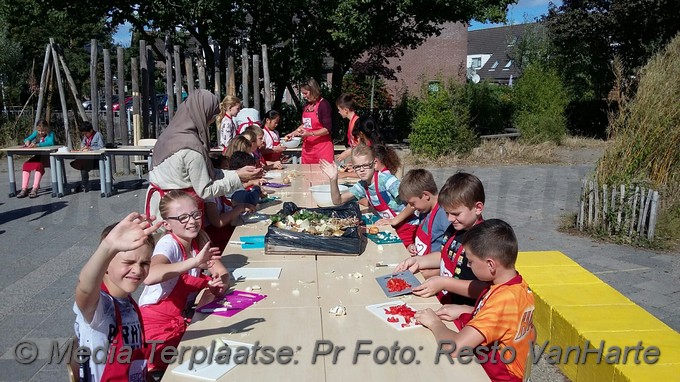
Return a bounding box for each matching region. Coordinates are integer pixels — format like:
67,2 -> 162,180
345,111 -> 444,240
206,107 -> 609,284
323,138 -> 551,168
310,184 -> 350,207
281,137 -> 302,149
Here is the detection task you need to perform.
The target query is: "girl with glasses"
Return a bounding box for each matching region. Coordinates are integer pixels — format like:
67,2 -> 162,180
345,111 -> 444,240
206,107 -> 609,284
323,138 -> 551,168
138,190 -> 230,375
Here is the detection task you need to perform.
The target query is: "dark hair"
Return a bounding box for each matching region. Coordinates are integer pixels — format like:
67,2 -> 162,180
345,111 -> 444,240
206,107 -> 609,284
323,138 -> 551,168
228,150 -> 257,170
79,121 -> 95,133
36,119 -> 50,131
461,219 -> 518,268
352,115 -> 382,145
336,93 -> 356,110
211,155 -> 229,169
100,221 -> 155,247
438,172 -> 485,209
262,109 -> 280,124
373,144 -> 401,175
399,169 -> 438,199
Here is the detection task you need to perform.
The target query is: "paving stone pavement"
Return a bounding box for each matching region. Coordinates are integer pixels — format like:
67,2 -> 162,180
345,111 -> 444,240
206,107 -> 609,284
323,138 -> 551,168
0,160 -> 677,381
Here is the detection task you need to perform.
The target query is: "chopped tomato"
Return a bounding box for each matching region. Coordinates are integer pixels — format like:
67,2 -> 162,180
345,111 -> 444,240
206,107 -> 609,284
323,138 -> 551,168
386,277 -> 412,293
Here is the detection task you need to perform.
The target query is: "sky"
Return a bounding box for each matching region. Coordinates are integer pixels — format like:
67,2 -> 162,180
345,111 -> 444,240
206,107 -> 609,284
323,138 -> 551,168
469,0 -> 562,30
112,0 -> 562,45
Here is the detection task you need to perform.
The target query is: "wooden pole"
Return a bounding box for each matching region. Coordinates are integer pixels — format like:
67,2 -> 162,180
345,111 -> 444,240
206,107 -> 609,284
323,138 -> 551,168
165,35 -> 174,121
185,57 -> 195,94
90,39 -> 98,129
117,47 -> 128,145
241,45 -> 249,107
214,44 -> 221,100
227,49 -> 236,97
648,191 -> 659,239
609,186 -> 616,234
50,43 -> 72,150
198,56 -> 207,90
173,45 -> 182,108
103,49 -> 114,144
262,44 -> 271,111
131,57 -> 140,145
629,186 -> 640,236
140,40 -> 149,138
602,184 -> 608,231
45,64 -> 54,125
641,189 -> 653,236
252,54 -> 260,112
34,44 -> 51,128
56,46 -> 88,122
148,45 -> 158,137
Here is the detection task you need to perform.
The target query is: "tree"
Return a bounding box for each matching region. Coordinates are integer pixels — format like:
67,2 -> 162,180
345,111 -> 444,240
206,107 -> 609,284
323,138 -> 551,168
0,18 -> 23,110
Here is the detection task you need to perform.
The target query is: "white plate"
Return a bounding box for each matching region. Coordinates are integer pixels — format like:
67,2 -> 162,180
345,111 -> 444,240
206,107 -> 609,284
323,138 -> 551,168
229,267 -> 282,280
365,301 -> 422,331
171,340 -> 254,380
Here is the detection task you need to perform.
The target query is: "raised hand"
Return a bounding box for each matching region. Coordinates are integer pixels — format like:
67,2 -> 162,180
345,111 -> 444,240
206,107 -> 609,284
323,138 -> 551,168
102,212 -> 163,252
193,242 -> 222,269
319,159 -> 338,180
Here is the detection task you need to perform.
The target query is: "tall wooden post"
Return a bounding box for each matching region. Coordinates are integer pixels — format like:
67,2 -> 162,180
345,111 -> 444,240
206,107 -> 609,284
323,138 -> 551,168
252,54 -> 260,112
131,57 -> 140,145
262,44 -> 271,112
213,44 -> 221,100
90,39 -> 98,129
173,45 -> 182,108
241,45 -> 249,107
185,57 -> 195,94
34,44 -> 51,128
147,45 -> 158,137
227,48 -> 236,97
140,40 -> 149,138
56,48 -> 88,122
198,56 -> 207,90
165,35 -> 174,121
117,47 -> 129,173
50,42 -> 72,150
103,49 -> 114,144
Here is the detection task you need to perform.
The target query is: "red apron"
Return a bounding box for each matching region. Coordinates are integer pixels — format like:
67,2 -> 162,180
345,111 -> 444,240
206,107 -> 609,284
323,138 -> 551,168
454,274 -> 525,382
437,217 -> 484,304
301,99 -> 333,164
23,136 -> 50,173
364,171 -> 417,247
236,117 -> 261,135
263,128 -> 282,162
145,183 -> 205,227
413,203 -> 440,256
346,114 -> 359,147
140,233 -> 211,371
98,284 -> 150,381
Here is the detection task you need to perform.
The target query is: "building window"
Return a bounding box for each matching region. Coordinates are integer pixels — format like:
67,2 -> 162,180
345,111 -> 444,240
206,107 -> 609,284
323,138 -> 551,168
489,61 -> 498,71
471,57 -> 481,69
502,60 -> 512,71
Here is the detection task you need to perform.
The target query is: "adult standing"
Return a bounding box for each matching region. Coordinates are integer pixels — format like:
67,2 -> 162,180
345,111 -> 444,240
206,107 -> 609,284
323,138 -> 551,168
287,78 -> 334,164
145,90 -> 261,220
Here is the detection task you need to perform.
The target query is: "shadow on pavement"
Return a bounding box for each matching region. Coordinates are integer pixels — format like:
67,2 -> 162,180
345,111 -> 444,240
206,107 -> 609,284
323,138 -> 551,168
0,201 -> 69,225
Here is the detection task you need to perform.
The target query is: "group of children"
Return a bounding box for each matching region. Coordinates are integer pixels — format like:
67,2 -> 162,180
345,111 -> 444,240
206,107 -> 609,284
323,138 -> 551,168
71,92 -> 533,382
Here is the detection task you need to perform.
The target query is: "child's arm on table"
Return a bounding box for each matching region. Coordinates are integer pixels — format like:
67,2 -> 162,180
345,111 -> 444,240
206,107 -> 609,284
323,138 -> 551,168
435,305 -> 475,322
76,213 -> 162,323
395,251 -> 441,274
413,277 -> 489,299
319,159 -> 356,205
206,202 -> 254,228
415,309 -> 485,355
144,242 -> 221,285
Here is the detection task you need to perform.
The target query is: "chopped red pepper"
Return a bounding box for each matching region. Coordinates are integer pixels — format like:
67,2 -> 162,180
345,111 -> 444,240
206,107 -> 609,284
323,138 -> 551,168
386,316 -> 399,323
383,304 -> 417,327
386,277 -> 412,293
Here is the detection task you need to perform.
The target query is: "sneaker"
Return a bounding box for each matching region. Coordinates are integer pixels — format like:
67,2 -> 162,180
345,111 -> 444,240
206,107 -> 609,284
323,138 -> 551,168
16,189 -> 29,198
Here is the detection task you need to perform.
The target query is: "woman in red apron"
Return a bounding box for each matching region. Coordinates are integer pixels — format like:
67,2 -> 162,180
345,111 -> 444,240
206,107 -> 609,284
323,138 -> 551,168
289,79 -> 334,164
139,191 -> 229,372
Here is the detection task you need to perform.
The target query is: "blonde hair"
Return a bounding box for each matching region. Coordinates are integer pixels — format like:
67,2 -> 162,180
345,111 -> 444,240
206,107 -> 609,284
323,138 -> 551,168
217,95 -> 241,126
351,143 -> 375,161
244,124 -> 264,138
301,78 -> 322,102
399,169 -> 438,200
158,190 -> 198,219
224,135 -> 252,157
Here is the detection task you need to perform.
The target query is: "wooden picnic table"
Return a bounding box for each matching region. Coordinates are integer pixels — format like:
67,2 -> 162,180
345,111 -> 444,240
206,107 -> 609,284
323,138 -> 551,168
161,164 -> 490,382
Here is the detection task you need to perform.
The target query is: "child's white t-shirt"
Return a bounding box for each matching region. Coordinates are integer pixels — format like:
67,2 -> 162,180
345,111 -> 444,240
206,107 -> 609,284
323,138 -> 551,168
263,128 -> 280,149
73,292 -> 145,382
138,235 -> 201,307
220,117 -> 236,147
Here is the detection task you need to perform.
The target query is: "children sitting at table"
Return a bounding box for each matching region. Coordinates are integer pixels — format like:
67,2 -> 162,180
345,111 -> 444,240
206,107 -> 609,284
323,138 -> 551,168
73,212 -> 162,382
228,151 -> 266,206
320,144 -> 418,247
399,169 -> 449,263
244,124 -> 283,170
17,119 -> 55,198
395,172 -> 488,306
139,190 -> 230,374
223,135 -> 253,158
414,219 -> 535,382
70,121 -> 104,192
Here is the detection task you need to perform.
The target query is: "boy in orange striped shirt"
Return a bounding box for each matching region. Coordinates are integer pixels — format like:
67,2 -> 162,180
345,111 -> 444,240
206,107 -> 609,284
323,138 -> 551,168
415,219 -> 535,382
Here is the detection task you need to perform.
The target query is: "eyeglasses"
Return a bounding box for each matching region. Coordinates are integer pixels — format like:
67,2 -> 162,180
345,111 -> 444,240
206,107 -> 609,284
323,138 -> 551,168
352,161 -> 375,171
166,210 -> 203,224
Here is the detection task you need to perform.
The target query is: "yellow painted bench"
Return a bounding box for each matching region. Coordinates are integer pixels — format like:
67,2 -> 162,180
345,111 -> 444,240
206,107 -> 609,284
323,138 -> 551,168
517,251 -> 680,382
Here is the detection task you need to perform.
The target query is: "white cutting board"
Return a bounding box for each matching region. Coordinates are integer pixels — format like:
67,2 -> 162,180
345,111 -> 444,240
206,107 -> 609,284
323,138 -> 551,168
229,267 -> 282,280
171,340 -> 254,380
264,171 -> 283,179
365,301 -> 422,331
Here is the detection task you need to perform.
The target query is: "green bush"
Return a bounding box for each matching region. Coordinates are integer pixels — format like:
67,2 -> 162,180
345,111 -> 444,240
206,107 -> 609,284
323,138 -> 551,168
392,90 -> 418,141
409,81 -> 476,159
466,81 -> 513,135
512,65 -> 569,144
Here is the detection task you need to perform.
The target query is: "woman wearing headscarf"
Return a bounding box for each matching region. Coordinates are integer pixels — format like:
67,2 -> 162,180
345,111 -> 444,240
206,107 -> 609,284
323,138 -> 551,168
285,78 -> 334,164
145,90 -> 262,220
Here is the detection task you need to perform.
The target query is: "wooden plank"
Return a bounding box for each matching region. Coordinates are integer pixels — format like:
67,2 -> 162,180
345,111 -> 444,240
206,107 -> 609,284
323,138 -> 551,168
479,132 -> 521,140
185,57 -> 194,94
617,185 -> 625,232
242,45 -> 249,107
164,36 -> 174,122
131,57 -> 140,145
147,45 -> 158,137
49,40 -> 72,150
587,180 -> 594,227
197,55 -> 206,90
103,49 -> 114,144
640,189 -> 653,236
648,191 -> 659,240
140,40 -> 149,138
577,179 -> 585,230
117,47 -> 128,150
253,54 -> 260,112
34,44 -> 51,127
609,185 -> 616,234
629,186 -> 639,236
602,184 -> 608,232
213,43 -> 221,100
227,48 -> 236,96
262,44 -> 271,111
173,45 -> 182,111
90,39 -> 98,129
593,180 -> 599,226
